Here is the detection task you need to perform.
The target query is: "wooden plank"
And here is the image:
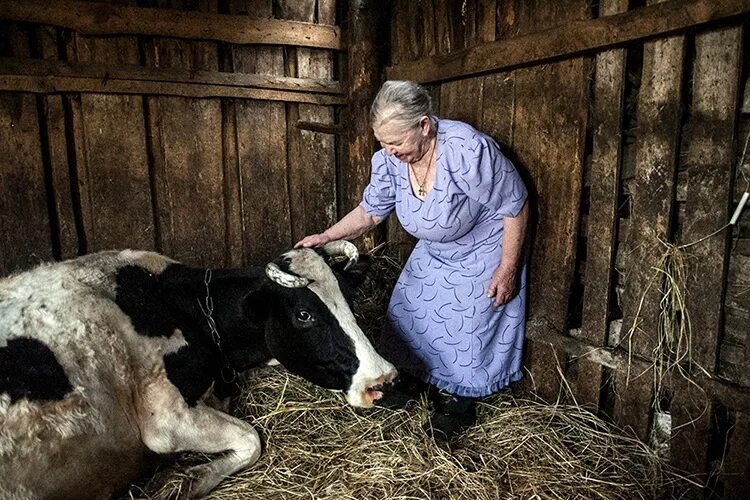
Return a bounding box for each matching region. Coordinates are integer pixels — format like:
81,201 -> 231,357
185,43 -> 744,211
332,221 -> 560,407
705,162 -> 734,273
0,0 -> 344,50
144,1 -> 225,267
439,76 -> 484,129
565,357 -> 603,409
0,74 -> 345,105
612,366 -> 653,440
66,30 -> 155,253
671,376 -> 712,490
0,57 -> 344,95
513,56 -> 589,331
0,92 -> 52,274
386,0 -> 750,84
722,410 -> 750,499
481,72 -> 515,149
580,0 -> 628,347
230,0 -> 290,264
345,0 -> 386,252
279,0 -> 338,244
477,0 -> 497,43
36,25 -> 78,260
521,338 -> 565,403
0,21 -> 52,274
525,318 -> 750,412
619,8 -> 685,360
680,26 -> 742,375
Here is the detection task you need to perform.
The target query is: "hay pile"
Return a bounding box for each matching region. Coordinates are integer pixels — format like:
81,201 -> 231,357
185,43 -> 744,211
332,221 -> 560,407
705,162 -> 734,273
126,251 -> 689,500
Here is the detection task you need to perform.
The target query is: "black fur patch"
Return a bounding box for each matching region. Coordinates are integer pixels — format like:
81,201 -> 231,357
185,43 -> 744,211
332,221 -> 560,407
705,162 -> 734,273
0,338 -> 73,403
115,265 -> 177,338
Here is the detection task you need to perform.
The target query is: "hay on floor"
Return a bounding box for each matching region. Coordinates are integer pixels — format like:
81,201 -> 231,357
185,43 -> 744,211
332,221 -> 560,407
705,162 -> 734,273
126,251 -> 690,500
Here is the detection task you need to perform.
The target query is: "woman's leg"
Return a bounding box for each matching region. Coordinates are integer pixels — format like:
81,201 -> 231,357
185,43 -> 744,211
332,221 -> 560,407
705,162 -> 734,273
425,390 -> 477,443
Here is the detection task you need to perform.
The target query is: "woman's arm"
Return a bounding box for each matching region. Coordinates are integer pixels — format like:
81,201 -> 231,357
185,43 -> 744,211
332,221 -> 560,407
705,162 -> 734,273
295,205 -> 384,247
486,201 -> 529,306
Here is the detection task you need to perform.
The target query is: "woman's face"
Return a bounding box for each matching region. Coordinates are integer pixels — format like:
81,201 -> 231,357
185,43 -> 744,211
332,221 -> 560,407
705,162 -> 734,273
373,119 -> 429,163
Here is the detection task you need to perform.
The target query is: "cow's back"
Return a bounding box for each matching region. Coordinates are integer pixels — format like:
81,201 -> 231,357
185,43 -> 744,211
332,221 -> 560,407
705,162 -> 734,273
0,251 -> 171,499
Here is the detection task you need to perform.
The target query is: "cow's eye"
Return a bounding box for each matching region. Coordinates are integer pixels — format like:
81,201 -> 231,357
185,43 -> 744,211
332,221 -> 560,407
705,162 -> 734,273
295,309 -> 314,323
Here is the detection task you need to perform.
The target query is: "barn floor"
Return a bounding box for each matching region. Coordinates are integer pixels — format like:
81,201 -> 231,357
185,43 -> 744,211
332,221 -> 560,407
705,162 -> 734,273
124,366 -> 689,500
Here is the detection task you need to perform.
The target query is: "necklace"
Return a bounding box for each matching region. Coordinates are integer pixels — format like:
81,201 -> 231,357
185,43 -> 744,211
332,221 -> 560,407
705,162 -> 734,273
409,137 -> 436,198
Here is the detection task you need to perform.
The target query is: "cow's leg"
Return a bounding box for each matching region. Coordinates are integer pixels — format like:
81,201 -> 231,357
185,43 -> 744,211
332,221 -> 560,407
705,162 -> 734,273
141,397 -> 261,498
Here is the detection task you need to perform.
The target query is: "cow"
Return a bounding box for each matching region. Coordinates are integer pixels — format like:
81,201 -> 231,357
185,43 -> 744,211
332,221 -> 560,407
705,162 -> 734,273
0,241 -> 397,499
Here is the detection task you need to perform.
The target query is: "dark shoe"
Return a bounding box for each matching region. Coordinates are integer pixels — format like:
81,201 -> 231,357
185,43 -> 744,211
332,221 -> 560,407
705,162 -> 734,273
424,393 -> 477,444
375,373 -> 429,409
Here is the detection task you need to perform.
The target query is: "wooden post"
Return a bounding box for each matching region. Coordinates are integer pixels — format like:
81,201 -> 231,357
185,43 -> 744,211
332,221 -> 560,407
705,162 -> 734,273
345,0 -> 387,251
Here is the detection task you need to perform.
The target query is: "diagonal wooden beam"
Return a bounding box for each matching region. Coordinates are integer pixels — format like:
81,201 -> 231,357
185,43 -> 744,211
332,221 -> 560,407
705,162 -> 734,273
387,0 -> 750,84
0,0 -> 344,50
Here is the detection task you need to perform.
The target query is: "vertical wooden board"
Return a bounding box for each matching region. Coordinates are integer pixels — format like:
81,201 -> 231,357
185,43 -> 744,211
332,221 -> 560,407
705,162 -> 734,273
565,357 -> 603,410
439,76 -> 484,129
0,93 -> 52,275
476,0 -> 497,43
405,0 -> 425,60
433,0 -> 453,55
481,71 -> 515,149
580,0 -> 628,348
722,410 -> 750,499
671,377 -> 711,488
421,0 -> 436,58
145,1 -> 225,266
681,26 -> 742,375
66,29 -> 154,252
0,25 -> 51,274
390,0 -> 410,65
229,0 -> 290,265
612,368 -> 653,440
619,3 -> 685,360
346,0 -> 387,254
37,25 -> 78,259
279,0 -> 337,244
521,339 -> 565,402
505,0 -> 590,332
512,57 -> 588,331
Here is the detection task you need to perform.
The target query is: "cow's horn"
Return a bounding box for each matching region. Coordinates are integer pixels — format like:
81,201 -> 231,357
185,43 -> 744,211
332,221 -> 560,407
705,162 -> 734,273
321,240 -> 359,270
265,262 -> 310,288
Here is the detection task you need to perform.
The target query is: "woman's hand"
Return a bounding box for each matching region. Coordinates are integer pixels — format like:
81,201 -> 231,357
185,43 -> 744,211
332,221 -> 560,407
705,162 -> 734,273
294,233 -> 332,248
486,266 -> 517,307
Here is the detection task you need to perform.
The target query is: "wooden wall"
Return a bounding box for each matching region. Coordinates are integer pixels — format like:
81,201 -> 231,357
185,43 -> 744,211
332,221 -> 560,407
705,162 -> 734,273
3,0 -> 750,497
0,0 -> 344,273
387,0 -> 750,497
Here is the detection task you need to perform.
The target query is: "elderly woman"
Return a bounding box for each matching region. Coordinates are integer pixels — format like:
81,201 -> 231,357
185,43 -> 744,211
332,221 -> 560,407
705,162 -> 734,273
297,80 -> 529,442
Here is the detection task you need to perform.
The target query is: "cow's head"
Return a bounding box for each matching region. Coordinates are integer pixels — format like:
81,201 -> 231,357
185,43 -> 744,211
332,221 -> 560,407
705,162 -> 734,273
250,241 -> 397,408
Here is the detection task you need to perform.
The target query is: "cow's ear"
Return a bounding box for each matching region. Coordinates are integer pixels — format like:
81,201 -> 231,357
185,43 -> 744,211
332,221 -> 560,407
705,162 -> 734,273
338,254 -> 371,289
242,289 -> 270,326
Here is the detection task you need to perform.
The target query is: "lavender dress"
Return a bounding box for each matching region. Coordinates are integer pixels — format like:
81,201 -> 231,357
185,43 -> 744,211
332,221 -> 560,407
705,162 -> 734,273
361,118 -> 528,398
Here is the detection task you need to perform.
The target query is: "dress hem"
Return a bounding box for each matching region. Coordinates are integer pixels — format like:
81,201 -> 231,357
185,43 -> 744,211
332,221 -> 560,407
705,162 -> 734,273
403,369 -> 524,398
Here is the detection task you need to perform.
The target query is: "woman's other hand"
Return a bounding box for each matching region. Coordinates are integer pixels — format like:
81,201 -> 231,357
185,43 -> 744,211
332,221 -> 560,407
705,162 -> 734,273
487,266 -> 517,307
295,233 -> 332,248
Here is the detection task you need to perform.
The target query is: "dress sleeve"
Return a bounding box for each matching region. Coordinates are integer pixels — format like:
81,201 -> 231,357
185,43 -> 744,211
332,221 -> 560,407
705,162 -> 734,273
451,135 -> 527,217
360,150 -> 396,218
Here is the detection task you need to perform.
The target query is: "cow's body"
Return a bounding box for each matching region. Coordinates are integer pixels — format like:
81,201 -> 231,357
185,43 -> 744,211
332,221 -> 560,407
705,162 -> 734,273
0,247 -> 395,499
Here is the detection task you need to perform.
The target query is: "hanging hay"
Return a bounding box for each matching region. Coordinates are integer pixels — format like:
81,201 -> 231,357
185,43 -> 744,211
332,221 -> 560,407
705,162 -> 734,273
125,250 -> 690,500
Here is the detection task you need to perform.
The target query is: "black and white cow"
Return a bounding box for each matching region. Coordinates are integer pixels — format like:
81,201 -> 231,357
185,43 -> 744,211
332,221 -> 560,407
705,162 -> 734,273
0,242 -> 396,499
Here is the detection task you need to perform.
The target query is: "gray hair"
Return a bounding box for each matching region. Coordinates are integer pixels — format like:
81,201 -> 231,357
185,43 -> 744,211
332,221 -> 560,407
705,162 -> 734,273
370,80 -> 433,130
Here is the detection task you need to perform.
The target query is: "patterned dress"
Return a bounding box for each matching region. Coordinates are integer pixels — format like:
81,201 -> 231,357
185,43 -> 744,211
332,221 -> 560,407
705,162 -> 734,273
361,118 -> 528,398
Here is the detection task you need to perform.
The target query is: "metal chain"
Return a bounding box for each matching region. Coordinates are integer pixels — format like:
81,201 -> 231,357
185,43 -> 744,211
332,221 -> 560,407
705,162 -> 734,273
196,269 -> 236,383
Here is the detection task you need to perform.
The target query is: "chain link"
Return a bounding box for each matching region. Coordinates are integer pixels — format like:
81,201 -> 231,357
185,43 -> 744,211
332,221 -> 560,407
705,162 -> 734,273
197,269 -> 236,383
